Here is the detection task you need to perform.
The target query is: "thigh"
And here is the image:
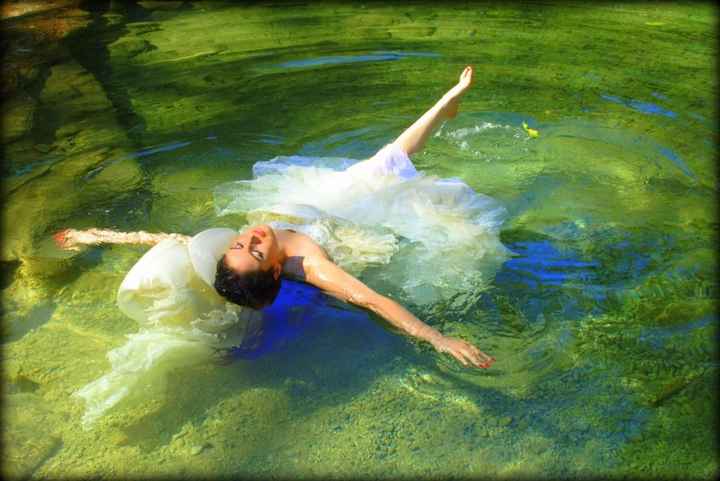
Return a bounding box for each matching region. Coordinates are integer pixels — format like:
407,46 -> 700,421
345,143 -> 418,180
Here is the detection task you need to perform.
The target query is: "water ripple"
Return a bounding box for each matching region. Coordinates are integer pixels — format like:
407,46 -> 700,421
600,93 -> 677,119
274,50 -> 440,69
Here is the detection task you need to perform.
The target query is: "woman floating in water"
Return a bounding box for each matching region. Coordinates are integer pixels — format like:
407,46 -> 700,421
58,66 -> 510,426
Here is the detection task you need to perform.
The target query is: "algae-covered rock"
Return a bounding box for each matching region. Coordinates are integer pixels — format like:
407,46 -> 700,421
110,37 -> 155,59
139,1 -> 186,10
2,392 -> 63,479
1,257 -> 71,343
83,156 -> 144,201
1,60 -> 143,263
1,95 -> 36,144
4,322 -> 118,400
50,264 -> 138,337
148,165 -> 240,233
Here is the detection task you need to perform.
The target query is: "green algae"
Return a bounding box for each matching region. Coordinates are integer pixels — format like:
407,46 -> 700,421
2,1 -> 718,479
3,393 -> 63,478
2,59 -> 143,263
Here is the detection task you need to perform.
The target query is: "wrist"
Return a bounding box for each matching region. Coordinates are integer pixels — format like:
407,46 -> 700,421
420,326 -> 444,346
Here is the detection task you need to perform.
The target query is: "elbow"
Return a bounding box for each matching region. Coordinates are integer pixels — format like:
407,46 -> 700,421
346,290 -> 379,313
354,293 -> 388,318
346,290 -> 370,309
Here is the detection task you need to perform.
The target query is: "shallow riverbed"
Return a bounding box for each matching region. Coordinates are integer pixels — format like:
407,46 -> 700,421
2,1 -> 717,478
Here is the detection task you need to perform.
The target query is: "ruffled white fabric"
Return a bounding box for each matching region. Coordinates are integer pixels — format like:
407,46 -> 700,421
244,203 -> 400,276
74,237 -> 262,428
215,143 -> 510,303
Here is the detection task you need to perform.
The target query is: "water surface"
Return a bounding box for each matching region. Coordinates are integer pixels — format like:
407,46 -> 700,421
2,1 -> 717,479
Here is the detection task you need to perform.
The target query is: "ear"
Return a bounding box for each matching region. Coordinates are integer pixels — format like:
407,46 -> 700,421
272,262 -> 282,280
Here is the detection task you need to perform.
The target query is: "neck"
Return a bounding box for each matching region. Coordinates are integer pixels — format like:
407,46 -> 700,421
274,229 -> 291,264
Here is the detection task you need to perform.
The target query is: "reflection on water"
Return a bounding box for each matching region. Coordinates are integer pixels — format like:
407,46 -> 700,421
499,240 -> 599,288
600,93 -> 678,119
273,50 -> 441,69
133,140 -> 193,158
2,1 -> 717,479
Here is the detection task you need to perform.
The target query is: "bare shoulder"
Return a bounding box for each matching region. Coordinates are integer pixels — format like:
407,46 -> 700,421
278,229 -> 330,281
281,229 -> 330,261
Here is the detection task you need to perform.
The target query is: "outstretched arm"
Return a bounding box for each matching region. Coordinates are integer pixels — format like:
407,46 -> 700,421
304,256 -> 495,369
54,228 -> 190,251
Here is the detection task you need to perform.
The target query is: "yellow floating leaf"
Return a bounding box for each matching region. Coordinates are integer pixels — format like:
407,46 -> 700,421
522,121 -> 539,138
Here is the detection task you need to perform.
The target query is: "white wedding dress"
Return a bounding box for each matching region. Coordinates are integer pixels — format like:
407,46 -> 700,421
75,143 -> 509,427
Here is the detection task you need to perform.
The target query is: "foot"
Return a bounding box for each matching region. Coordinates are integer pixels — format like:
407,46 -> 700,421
441,66 -> 474,119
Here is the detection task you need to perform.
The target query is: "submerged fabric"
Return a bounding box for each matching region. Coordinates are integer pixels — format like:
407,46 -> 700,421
75,237 -> 262,427
188,227 -> 239,287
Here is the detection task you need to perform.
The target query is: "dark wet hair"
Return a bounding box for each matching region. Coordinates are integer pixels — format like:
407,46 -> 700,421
213,255 -> 281,309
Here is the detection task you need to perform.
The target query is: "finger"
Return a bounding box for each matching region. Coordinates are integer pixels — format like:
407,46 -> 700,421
462,348 -> 483,369
474,351 -> 494,368
481,358 -> 495,368
468,343 -> 488,359
474,353 -> 490,368
451,350 -> 469,367
469,348 -> 486,366
461,347 -> 481,367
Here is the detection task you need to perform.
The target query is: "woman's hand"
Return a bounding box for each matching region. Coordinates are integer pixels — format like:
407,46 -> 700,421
53,228 -> 97,251
431,335 -> 495,369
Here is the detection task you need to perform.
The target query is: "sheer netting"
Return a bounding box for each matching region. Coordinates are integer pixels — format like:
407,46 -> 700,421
215,143 -> 510,304
74,238 -> 262,427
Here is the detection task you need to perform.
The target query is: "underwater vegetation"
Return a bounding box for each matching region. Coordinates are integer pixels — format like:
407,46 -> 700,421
2,1 -> 717,479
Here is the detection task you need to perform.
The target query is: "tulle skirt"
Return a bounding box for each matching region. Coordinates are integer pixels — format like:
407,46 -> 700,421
215,143 -> 510,303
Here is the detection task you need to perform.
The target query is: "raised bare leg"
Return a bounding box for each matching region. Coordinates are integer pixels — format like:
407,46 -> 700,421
393,65 -> 474,156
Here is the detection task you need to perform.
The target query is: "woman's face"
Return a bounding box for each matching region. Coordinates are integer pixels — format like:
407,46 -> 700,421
223,224 -> 281,276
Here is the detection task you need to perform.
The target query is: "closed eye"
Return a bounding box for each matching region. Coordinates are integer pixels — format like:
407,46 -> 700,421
230,241 -> 263,261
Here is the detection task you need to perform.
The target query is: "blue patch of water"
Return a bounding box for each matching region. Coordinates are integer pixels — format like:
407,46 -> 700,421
227,279 -> 376,360
228,280 -> 322,360
9,155 -> 57,177
600,93 -> 677,119
658,146 -> 695,179
639,315 -> 715,350
497,240 -> 599,289
275,50 -> 440,69
134,140 -> 192,158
